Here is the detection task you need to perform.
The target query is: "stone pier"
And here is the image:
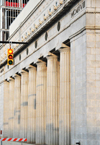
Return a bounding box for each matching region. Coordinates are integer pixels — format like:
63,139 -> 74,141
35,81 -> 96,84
46,53 -> 59,145
20,70 -> 28,138
59,45 -> 70,145
13,74 -> 21,138
36,60 -> 47,144
27,65 -> 36,143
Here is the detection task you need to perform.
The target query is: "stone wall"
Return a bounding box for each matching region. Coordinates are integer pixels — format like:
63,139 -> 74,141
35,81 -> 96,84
71,31 -> 87,145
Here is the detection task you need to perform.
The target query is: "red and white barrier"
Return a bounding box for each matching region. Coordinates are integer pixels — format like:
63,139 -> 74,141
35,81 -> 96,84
0,138 -> 27,142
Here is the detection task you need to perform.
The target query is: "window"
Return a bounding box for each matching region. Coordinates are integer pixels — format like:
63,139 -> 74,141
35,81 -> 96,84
26,48 -> 28,55
57,21 -> 60,31
49,8 -> 51,12
13,59 -> 15,65
45,32 -> 48,41
35,41 -> 37,48
7,65 -> 9,69
19,54 -> 21,60
56,2 -> 57,6
6,9 -> 20,29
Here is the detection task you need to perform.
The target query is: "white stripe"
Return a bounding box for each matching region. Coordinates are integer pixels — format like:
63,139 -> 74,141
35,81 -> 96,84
16,138 -> 20,141
12,138 -> 15,141
22,138 -> 25,141
5,138 -> 10,141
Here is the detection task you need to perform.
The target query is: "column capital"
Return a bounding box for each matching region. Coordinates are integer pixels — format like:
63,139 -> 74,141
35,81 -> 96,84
59,44 -> 70,52
46,52 -> 57,59
0,79 -> 9,84
36,59 -> 46,66
7,76 -> 15,82
19,69 -> 28,74
13,73 -> 21,78
26,64 -> 36,70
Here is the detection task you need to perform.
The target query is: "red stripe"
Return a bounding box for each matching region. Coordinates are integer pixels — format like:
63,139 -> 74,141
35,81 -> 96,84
13,138 -> 17,141
18,138 -> 22,142
1,138 -> 27,142
24,138 -> 27,142
2,138 -> 6,141
8,138 -> 12,141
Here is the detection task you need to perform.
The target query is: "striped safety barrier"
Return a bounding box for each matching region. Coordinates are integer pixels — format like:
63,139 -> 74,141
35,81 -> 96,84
0,138 -> 27,142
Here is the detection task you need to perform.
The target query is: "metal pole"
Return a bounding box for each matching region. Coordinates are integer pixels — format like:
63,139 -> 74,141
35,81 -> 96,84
0,41 -> 28,44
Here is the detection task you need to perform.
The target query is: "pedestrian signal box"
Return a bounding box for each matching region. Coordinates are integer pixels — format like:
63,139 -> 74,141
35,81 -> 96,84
7,48 -> 13,65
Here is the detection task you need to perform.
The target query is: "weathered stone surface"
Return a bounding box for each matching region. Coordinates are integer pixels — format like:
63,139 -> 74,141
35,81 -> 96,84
46,54 -> 59,145
0,0 -> 100,145
36,61 -> 47,144
27,66 -> 36,143
13,74 -> 21,138
20,71 -> 29,138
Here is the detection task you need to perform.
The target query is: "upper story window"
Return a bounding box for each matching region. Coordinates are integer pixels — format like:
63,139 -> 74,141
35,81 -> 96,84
5,0 -> 19,7
5,0 -> 29,8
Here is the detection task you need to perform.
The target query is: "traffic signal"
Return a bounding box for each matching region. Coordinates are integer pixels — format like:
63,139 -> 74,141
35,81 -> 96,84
7,48 -> 13,65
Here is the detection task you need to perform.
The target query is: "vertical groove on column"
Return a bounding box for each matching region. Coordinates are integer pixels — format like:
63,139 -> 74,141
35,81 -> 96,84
46,55 -> 59,145
20,71 -> 28,138
3,81 -> 9,137
13,75 -> 21,138
36,61 -> 47,144
27,66 -> 36,143
8,78 -> 15,138
59,47 -> 70,145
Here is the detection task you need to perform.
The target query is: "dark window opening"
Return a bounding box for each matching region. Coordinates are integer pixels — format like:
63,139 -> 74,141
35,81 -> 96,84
45,32 -> 48,41
35,41 -> 37,48
26,48 -> 28,55
57,21 -> 60,31
19,54 -> 21,60
6,9 -> 20,29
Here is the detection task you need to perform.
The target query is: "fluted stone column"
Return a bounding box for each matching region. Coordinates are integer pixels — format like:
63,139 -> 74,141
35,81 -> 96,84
13,74 -> 21,138
8,77 -> 15,138
3,80 -> 9,137
27,65 -> 36,143
20,70 -> 28,138
36,60 -> 47,144
59,46 -> 70,145
46,53 -> 59,145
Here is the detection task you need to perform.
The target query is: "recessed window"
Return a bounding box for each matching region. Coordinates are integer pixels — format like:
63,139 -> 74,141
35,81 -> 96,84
45,32 -> 48,41
49,8 -> 51,12
7,65 -> 9,69
26,48 -> 28,55
19,54 -> 21,60
35,41 -> 37,48
57,21 -> 60,31
56,2 -> 57,6
14,59 -> 15,65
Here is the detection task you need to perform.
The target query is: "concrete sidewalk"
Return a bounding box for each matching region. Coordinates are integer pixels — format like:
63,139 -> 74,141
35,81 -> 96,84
0,142 -> 35,145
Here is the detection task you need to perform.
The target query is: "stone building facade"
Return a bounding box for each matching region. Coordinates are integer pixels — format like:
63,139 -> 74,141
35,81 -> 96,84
0,0 -> 100,145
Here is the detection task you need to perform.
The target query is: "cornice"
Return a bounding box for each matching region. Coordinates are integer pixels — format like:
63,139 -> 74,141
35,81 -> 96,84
9,0 -> 45,40
0,0 -> 81,68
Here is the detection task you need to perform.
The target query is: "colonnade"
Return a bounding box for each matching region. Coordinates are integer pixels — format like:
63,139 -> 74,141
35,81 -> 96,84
3,45 -> 70,145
